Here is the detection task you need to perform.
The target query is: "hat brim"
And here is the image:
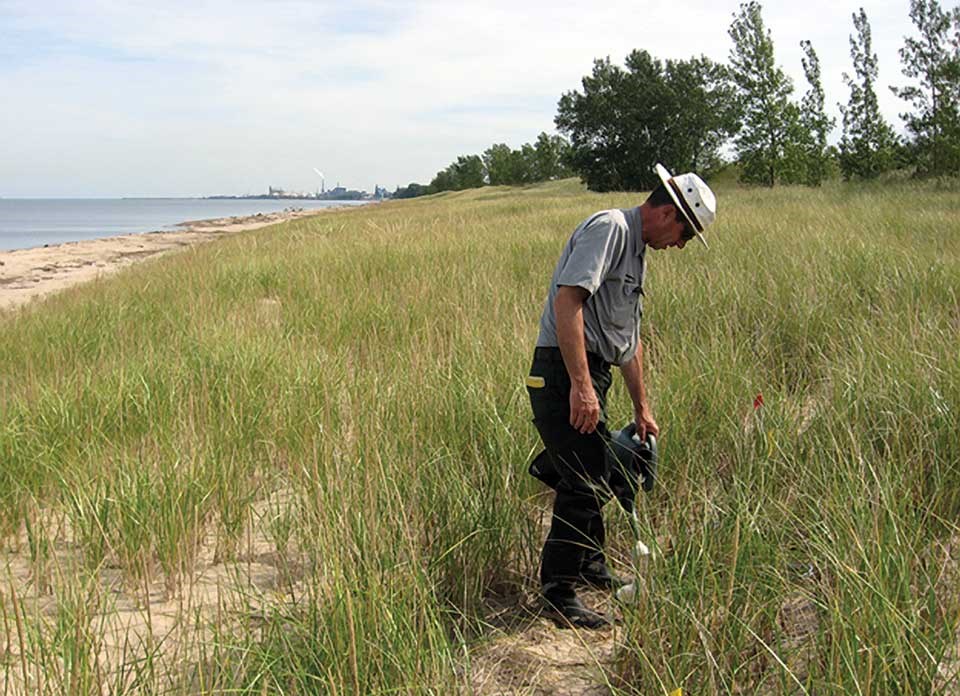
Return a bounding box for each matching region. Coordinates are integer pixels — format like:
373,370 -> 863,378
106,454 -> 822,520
655,163 -> 708,248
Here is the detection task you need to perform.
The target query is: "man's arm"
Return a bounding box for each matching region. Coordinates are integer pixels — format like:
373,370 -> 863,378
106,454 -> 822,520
619,340 -> 659,440
554,285 -> 600,434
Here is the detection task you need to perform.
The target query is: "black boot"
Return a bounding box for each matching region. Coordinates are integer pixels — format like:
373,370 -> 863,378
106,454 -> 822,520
577,563 -> 627,591
541,591 -> 612,630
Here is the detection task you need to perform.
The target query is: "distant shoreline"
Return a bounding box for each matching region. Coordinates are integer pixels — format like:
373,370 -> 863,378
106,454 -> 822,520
0,198 -> 369,252
0,204 -> 354,313
205,195 -> 371,201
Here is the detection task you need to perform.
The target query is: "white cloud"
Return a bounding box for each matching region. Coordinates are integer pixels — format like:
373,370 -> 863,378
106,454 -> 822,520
0,0 -> 927,196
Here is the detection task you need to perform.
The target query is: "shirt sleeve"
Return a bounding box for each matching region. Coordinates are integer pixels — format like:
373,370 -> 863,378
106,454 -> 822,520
555,212 -> 624,295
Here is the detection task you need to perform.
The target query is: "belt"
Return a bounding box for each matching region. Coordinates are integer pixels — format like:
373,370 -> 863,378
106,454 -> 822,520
534,346 -> 611,371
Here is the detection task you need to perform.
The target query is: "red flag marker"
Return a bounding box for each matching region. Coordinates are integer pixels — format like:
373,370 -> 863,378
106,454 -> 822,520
753,393 -> 764,410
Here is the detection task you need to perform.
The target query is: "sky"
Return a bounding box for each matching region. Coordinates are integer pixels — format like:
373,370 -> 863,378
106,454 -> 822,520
0,0 -> 934,197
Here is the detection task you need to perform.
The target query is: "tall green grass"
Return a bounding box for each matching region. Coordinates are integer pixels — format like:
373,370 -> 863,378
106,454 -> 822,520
0,178 -> 958,693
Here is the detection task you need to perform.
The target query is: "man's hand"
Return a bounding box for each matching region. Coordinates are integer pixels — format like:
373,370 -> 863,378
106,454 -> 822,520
635,404 -> 659,441
620,345 -> 657,440
570,383 -> 601,434
554,285 -> 599,434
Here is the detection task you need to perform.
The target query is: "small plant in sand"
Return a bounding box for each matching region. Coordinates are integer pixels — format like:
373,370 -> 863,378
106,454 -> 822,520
211,458 -> 255,565
154,461 -> 211,601
109,464 -> 158,602
261,485 -> 300,590
23,501 -> 52,596
45,574 -> 107,695
62,477 -> 113,574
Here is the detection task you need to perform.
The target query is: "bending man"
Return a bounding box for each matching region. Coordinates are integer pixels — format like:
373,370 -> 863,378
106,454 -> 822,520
527,163 -> 718,629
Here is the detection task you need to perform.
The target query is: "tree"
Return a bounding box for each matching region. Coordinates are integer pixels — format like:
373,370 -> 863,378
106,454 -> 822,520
482,143 -> 516,185
555,51 -> 736,192
839,8 -> 899,180
429,167 -> 456,192
393,182 -> 432,199
555,57 -> 626,191
482,143 -> 538,185
891,0 -> 960,176
727,1 -> 799,186
531,132 -> 573,181
514,143 -> 537,184
665,57 -> 740,174
452,155 -> 485,189
797,40 -> 836,185
430,155 -> 485,191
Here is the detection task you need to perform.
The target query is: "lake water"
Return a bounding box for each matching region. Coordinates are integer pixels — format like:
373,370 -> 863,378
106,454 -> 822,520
0,198 -> 369,252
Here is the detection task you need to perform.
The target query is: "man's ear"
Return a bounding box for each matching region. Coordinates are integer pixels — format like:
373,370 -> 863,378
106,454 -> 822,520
657,203 -> 676,227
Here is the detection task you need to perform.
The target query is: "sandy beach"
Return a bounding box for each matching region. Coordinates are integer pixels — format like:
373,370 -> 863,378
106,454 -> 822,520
0,207 -> 335,313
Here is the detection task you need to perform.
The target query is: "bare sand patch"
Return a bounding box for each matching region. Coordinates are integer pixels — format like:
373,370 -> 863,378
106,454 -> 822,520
466,487 -> 621,695
933,534 -> 960,694
469,611 -> 616,696
0,491 -> 307,694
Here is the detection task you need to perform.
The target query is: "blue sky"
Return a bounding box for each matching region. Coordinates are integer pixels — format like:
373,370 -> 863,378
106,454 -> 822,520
0,0 -> 924,197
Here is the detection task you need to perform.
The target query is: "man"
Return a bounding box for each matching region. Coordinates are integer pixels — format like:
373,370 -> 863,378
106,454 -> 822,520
527,163 -> 717,629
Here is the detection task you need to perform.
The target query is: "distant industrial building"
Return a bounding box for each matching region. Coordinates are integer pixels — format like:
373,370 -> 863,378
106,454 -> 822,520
208,181 -> 391,201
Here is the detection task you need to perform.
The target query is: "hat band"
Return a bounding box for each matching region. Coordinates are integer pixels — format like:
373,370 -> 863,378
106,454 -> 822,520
667,179 -> 703,233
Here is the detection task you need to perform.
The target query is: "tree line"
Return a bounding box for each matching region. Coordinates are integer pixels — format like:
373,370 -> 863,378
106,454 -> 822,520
393,133 -> 573,199
398,0 -> 960,197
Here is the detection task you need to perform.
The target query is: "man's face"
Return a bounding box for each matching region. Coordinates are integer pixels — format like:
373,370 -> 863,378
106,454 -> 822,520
647,205 -> 695,250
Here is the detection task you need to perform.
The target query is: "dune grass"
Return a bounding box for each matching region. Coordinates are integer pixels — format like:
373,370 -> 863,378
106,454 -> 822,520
1,177 -> 958,693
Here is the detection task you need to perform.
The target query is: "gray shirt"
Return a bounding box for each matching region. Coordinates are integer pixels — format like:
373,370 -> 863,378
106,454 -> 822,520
536,208 -> 646,366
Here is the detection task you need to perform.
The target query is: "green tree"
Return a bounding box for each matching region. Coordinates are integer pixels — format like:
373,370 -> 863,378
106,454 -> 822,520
531,132 -> 573,181
555,57 -> 625,191
482,144 -> 515,185
452,155 -> 485,189
482,143 -> 537,185
664,57 -> 740,174
393,183 -> 431,199
797,40 -> 836,185
430,155 -> 485,192
727,1 -> 799,186
429,167 -> 455,192
891,0 -> 960,176
555,51 -> 735,191
514,143 -> 537,184
839,8 -> 899,180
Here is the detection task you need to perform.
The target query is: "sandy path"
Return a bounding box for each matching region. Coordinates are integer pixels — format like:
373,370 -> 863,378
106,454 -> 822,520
469,596 -> 618,695
934,534 -> 960,693
469,490 -> 620,695
0,207 -> 336,313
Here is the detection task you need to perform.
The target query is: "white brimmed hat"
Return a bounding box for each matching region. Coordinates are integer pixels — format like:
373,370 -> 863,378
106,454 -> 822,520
654,163 -> 717,248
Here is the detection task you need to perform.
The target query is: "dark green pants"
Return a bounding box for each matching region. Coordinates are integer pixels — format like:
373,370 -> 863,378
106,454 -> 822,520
527,347 -> 613,599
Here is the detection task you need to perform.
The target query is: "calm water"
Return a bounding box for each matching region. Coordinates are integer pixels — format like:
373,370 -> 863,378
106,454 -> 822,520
0,198 -> 369,252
